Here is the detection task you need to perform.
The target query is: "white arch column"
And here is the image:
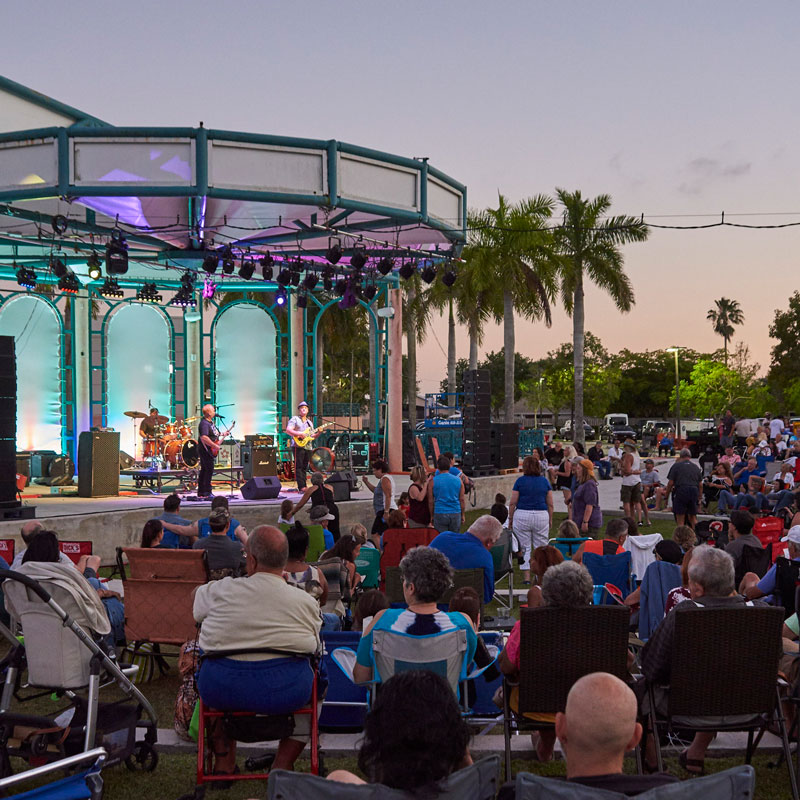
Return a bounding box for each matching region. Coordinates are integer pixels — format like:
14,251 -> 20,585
386,288 -> 403,473
185,312 -> 202,419
289,293 -> 305,414
72,295 -> 91,442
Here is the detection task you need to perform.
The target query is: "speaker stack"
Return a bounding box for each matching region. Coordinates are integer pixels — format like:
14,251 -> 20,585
0,336 -> 21,516
78,430 -> 120,497
461,368 -> 496,477
490,422 -> 520,470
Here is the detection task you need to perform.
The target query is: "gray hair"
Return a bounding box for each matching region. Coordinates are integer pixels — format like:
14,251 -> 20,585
399,546 -> 453,603
248,525 -> 288,569
310,472 -> 325,487
468,514 -> 503,544
541,560 -> 594,608
687,544 -> 734,597
680,448 -> 692,459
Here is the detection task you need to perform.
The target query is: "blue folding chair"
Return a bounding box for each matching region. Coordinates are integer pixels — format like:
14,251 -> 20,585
583,551 -> 632,602
548,537 -> 590,558
638,560 -> 681,640
320,631 -> 368,729
0,747 -> 106,800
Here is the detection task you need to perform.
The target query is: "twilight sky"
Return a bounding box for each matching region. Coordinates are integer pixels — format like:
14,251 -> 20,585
5,1 -> 800,392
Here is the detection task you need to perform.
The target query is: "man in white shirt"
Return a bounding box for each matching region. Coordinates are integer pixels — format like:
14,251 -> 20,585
734,417 -> 754,447
774,434 -> 788,456
607,439 -> 624,476
770,415 -> 785,442
193,525 -> 322,777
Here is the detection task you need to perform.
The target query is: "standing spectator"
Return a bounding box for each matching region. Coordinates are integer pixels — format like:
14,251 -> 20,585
292,471 -> 341,542
544,440 -> 563,469
406,465 -> 432,529
555,445 -> 578,504
720,409 -> 735,448
571,459 -> 602,538
663,449 -> 703,528
734,416 -> 753,448
363,460 -> 397,541
428,455 -> 465,533
508,455 -> 554,585
770,415 -> 786,442
620,440 -> 643,524
587,441 -> 612,480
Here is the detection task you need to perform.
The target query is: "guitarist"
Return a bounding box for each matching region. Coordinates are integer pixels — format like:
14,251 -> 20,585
285,400 -> 316,491
197,403 -> 220,499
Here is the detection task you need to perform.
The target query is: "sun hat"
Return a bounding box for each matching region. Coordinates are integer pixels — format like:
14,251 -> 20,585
578,458 -> 595,479
310,505 -> 335,522
781,526 -> 800,545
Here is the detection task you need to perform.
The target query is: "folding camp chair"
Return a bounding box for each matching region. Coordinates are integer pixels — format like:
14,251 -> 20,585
491,528 -> 514,608
384,566 -> 484,612
0,747 -> 108,800
583,551 -> 633,602
735,545 -> 771,588
754,517 -> 784,549
58,540 -> 92,565
548,537 -> 589,558
380,527 -> 438,583
0,539 -> 14,565
320,631 -> 368,729
638,560 -> 681,640
354,546 -> 380,589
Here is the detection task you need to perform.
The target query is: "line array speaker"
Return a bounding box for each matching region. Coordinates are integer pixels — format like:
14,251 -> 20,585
0,336 -> 17,507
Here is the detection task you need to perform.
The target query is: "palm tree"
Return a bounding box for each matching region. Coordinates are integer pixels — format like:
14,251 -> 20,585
707,297 -> 744,366
551,189 -> 649,445
467,195 -> 556,422
403,274 -> 436,429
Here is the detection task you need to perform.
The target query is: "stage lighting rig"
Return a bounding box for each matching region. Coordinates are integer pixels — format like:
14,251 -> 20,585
420,263 -> 437,284
441,266 -> 457,287
238,259 -> 256,280
260,252 -> 274,280
377,256 -> 395,276
50,255 -> 68,279
202,253 -> 219,274
276,266 -> 292,286
202,277 -> 217,300
16,266 -> 36,289
274,286 -> 288,306
350,246 -> 368,270
398,259 -> 416,280
220,247 -> 235,275
362,284 -> 378,301
58,273 -> 80,294
303,272 -> 319,291
326,238 -> 343,264
297,289 -> 308,309
99,277 -> 123,299
334,277 -> 348,296
87,251 -> 103,280
137,282 -> 162,303
105,230 -> 129,274
338,280 -> 359,310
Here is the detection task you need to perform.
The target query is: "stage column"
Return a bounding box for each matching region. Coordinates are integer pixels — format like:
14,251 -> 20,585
289,293 -> 304,412
186,310 -> 202,419
72,295 -> 91,445
386,288 -> 403,473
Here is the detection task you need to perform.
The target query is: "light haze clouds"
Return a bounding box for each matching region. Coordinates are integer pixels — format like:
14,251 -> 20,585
4,1 -> 800,391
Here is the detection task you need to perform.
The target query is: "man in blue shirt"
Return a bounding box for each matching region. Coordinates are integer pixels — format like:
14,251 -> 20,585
160,495 -> 248,545
430,515 -> 502,603
154,493 -> 194,548
718,457 -> 767,513
430,455 -> 466,533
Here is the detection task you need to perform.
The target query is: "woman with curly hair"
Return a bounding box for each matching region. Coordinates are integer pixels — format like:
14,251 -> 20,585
327,670 -> 472,791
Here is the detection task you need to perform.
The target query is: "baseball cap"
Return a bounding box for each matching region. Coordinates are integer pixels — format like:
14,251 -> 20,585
309,505 -> 335,522
298,400 -> 309,408
654,539 -> 683,564
209,507 -> 229,524
781,526 -> 800,545
644,458 -> 655,465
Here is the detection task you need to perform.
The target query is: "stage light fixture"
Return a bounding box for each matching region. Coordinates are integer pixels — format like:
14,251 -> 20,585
58,273 -> 80,294
50,256 -> 68,279
202,277 -> 217,300
238,260 -> 256,280
51,214 -> 69,235
339,281 -> 359,310
350,247 -> 368,270
326,238 -> 342,264
202,254 -> 219,274
303,272 -> 319,291
99,277 -> 123,299
137,282 -> 162,303
297,290 -> 308,309
289,267 -> 301,286
362,284 -> 378,301
16,266 -> 36,289
221,247 -> 235,275
276,267 -> 292,286
377,256 -> 395,276
260,252 -> 274,268
274,286 -> 288,306
334,277 -> 348,296
441,267 -> 457,287
398,259 -> 416,280
105,230 -> 129,274
170,280 -> 197,308
261,264 -> 274,281
87,251 -> 103,280
420,263 -> 437,284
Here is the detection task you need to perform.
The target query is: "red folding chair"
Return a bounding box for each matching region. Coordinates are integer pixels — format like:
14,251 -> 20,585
754,517 -> 784,557
0,539 -> 15,565
58,540 -> 93,565
380,527 -> 439,584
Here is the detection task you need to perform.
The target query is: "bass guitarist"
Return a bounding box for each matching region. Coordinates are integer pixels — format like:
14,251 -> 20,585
285,400 -> 320,491
197,403 -> 220,499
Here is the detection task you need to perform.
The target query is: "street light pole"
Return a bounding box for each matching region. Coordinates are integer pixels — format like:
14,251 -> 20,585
667,347 -> 682,442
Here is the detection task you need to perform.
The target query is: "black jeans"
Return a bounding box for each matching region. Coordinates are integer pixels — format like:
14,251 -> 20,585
198,451 -> 214,497
294,447 -> 311,490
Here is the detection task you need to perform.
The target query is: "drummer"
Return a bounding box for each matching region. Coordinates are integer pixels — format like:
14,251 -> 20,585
139,408 -> 162,440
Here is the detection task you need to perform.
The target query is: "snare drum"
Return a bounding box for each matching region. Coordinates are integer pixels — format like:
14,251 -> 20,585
178,424 -> 193,438
162,423 -> 178,441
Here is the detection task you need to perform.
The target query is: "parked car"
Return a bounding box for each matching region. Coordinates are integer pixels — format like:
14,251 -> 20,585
600,421 -> 637,443
559,419 -> 595,438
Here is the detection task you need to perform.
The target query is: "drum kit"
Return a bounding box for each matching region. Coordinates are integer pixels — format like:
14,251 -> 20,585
123,410 -> 200,470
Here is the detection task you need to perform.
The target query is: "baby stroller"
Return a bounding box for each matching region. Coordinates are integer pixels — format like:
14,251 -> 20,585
0,568 -> 159,778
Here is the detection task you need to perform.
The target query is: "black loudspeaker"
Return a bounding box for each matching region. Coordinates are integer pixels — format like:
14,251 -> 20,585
326,470 -> 357,502
78,431 -> 120,497
241,445 -> 277,480
490,422 -> 519,469
240,476 -> 281,500
462,368 -> 493,475
0,336 -> 18,508
119,450 -> 136,470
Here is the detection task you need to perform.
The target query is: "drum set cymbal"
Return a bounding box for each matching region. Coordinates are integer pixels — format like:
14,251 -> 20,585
124,410 -> 147,419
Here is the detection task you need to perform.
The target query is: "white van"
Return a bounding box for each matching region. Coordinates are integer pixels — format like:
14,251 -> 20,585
603,413 -> 629,428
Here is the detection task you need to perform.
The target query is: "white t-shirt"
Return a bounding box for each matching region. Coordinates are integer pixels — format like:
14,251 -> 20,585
608,446 -> 623,460
621,453 -> 642,486
775,440 -> 788,455
770,418 -> 785,439
776,473 -> 795,490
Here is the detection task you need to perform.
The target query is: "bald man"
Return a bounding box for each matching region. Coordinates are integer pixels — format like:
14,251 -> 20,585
11,521 -> 71,569
556,673 -> 677,793
193,525 -> 321,778
197,403 -> 220,499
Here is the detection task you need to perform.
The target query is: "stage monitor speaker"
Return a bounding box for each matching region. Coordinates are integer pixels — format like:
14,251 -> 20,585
240,475 -> 281,500
241,445 -> 277,480
119,450 -> 136,470
326,470 -> 357,502
78,431 -> 120,497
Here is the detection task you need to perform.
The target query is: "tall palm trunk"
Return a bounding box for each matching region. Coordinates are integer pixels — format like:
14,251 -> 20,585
572,273 -> 586,446
503,287 -> 515,423
406,289 -> 417,429
447,297 -> 456,396
723,337 -> 728,367
368,316 -> 378,429
468,317 -> 479,371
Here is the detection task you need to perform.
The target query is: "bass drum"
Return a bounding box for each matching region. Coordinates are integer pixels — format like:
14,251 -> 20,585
164,438 -> 200,468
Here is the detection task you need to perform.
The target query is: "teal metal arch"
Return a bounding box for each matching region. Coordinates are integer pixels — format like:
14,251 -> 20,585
0,290 -> 68,455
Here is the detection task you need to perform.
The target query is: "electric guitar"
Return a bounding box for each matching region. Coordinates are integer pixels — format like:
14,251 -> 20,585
207,421 -> 235,456
290,421 -> 331,448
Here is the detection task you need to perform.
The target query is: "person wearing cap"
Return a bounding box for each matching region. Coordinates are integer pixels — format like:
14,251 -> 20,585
571,459 -> 602,537
285,401 -> 316,491
620,440 -> 643,525
192,507 -> 247,578
663,449 -> 703,529
741,526 -> 800,602
309,504 -> 335,550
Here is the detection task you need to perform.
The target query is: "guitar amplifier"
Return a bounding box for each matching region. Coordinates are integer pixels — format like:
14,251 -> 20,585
245,434 -> 275,448
241,444 -> 277,479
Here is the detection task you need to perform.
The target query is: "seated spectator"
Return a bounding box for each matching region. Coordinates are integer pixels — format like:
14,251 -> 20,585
719,445 -> 741,468
14,530 -> 123,650
140,519 -> 168,548
641,545 -> 764,773
775,433 -> 789,457
353,547 -> 477,684
385,508 -> 407,529
499,560 -> 595,762
622,516 -> 639,539
723,509 -> 762,574
349,522 -> 375,549
194,525 -> 322,776
657,433 -> 674,457
718,464 -> 767,514
406,465 -> 433,529
161,495 -> 247,545
277,498 -> 295,525
11,520 -> 72,568
623,540 -> 683,610
320,533 -> 363,594
758,460 -> 797,516
292,472 -> 341,542
572,518 -> 627,564
587,441 -> 612,480
557,518 -> 580,539
607,439 -> 624,475
664,545 -> 694,614
327,671 -> 472,791
192,507 -> 246,578
741,526 -> 800,602
531,545 -> 564,586
732,456 -> 765,488
352,589 -> 390,632
308,504 -> 335,550
491,493 -> 509,526
430,515 -> 503,603
701,462 -> 733,511
698,445 -> 718,477
640,459 -> 664,510
154,493 -> 195,549
672,524 -> 697,553
283,521 -> 339,632
555,672 -> 678,793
